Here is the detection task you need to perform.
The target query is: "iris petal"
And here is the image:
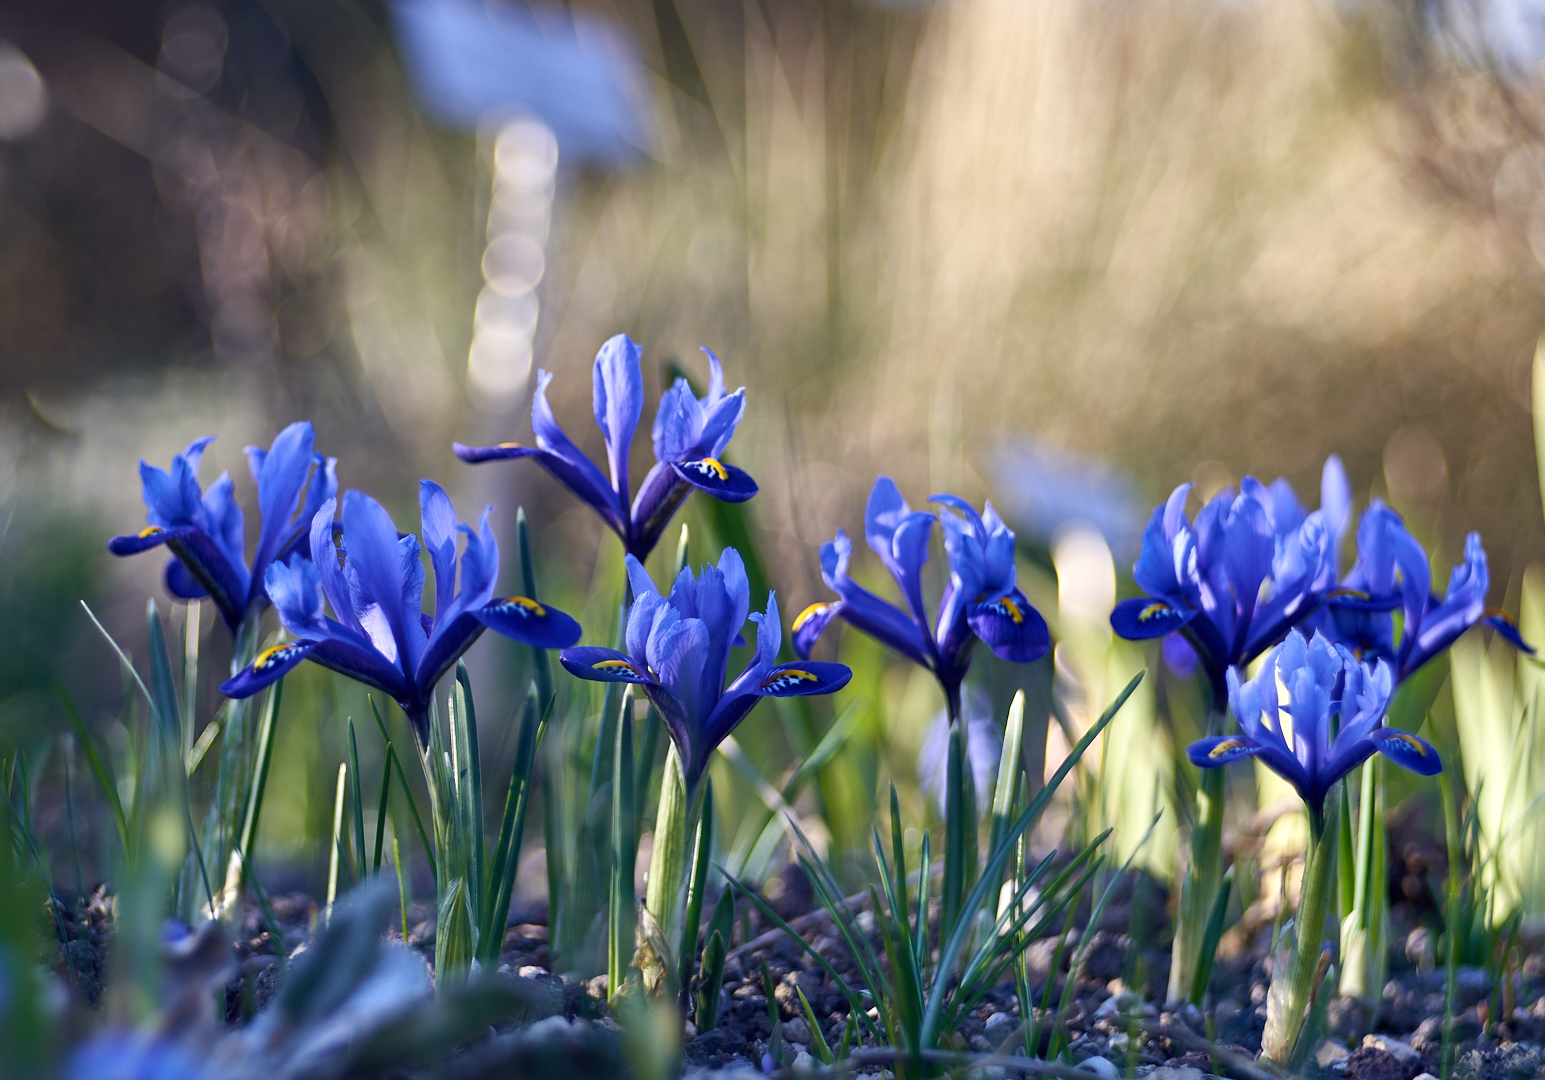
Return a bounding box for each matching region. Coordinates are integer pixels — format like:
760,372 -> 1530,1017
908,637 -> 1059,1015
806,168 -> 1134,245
220,640 -> 318,698
1187,734 -> 1266,768
1110,596 -> 1194,640
968,590 -> 1050,664
475,595 -> 583,649
669,458 -> 757,502
1367,727 -> 1442,776
559,646 -> 653,684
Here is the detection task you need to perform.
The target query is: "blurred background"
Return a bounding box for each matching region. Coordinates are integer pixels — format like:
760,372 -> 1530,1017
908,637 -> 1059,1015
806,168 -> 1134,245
4,0 -> 1545,906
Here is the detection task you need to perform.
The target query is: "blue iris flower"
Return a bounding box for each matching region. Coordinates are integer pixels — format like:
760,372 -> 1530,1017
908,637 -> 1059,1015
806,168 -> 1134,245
108,422 -> 337,631
219,482 -> 582,743
559,548 -> 851,787
1110,457 -> 1349,700
1317,501 -> 1533,681
1188,629 -> 1440,826
454,334 -> 757,562
792,477 -> 1050,722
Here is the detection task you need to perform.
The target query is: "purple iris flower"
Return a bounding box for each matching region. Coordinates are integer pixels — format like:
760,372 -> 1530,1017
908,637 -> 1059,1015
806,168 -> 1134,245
108,422 -> 337,631
454,334 -> 757,562
792,477 -> 1050,722
1317,501 -> 1533,681
559,548 -> 851,787
219,482 -> 581,743
1188,629 -> 1439,826
1110,457 -> 1349,701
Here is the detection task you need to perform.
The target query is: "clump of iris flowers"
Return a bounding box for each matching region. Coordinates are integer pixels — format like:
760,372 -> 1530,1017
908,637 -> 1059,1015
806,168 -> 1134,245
560,547 -> 851,788
793,477 -> 1048,722
454,334 -> 757,563
1110,457 -> 1349,702
220,481 -> 581,744
108,422 -> 337,632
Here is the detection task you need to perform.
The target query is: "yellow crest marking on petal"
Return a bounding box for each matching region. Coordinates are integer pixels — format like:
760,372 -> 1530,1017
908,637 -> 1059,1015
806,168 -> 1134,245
792,602 -> 832,633
1138,602 -> 1172,622
684,457 -> 729,482
761,668 -> 821,692
1484,607 -> 1518,626
139,526 -> 164,538
1389,731 -> 1427,755
496,442 -> 525,449
254,643 -> 303,671
993,597 -> 1024,625
1209,738 -> 1247,759
594,659 -> 638,675
495,595 -> 546,617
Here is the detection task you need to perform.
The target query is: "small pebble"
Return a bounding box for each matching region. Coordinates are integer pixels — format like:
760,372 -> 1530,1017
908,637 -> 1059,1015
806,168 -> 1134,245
1148,1069 -> 1201,1080
1317,1040 -> 1351,1066
779,1018 -> 811,1044
517,964 -> 549,978
1078,1056 -> 1120,1080
984,1011 -> 1016,1042
1361,1034 -> 1421,1065
1107,1033 -> 1130,1056
792,1051 -> 815,1071
1412,1074 -> 1439,1080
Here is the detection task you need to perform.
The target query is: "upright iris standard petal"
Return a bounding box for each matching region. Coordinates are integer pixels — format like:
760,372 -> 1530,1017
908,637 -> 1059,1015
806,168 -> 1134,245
1322,502 -> 1532,681
560,551 -> 850,786
1189,629 -> 1435,821
796,477 -> 1047,721
454,335 -> 758,562
221,485 -> 583,742
109,425 -> 336,631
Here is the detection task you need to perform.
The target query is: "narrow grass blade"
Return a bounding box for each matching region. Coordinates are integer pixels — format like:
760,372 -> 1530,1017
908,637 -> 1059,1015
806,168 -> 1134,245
987,691 -> 1026,887
517,507 -> 554,709
327,762 -> 347,920
479,686 -> 549,967
145,600 -> 183,750
678,776 -> 714,1004
697,929 -> 726,1030
719,864 -> 883,1044
393,836 -> 410,941
920,671 -> 1144,1050
58,687 -> 127,854
1189,864 -> 1235,1007
371,697 -> 436,887
374,745 -> 394,875
452,662 -> 485,923
182,602 -> 200,760
609,696 -> 636,999
235,678 -> 283,890
348,720 -> 367,883
796,985 -> 833,1064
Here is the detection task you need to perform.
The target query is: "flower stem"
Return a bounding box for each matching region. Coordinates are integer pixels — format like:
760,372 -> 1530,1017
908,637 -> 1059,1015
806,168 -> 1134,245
645,745 -> 706,971
1261,791 -> 1340,1066
1169,706 -> 1228,1005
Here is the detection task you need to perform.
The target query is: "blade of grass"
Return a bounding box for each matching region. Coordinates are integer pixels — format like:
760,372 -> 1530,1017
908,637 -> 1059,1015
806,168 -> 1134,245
921,671 -> 1144,1050
678,775 -> 714,1005
374,745 -> 394,875
58,686 -> 127,854
348,720 -> 367,882
479,687 -> 549,967
372,697 -> 436,887
327,762 -> 347,921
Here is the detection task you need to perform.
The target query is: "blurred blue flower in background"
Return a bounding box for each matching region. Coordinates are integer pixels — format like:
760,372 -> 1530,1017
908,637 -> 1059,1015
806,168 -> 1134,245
390,0 -> 650,165
456,334 -> 758,563
220,482 -> 581,742
918,692 -> 1002,817
560,548 -> 850,787
67,1035 -> 209,1080
989,438 -> 1144,555
108,422 -> 336,632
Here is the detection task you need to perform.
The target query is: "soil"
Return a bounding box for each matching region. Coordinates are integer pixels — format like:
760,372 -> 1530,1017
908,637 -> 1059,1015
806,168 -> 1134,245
48,860 -> 1545,1080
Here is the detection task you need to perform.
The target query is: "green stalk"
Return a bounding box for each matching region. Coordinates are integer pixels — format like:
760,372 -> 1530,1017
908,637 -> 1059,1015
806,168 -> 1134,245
677,777 -> 714,1004
610,696 -> 637,999
1261,793 -> 1341,1066
942,717 -> 969,941
326,762 -> 347,921
1167,708 -> 1227,1004
348,720 -> 367,883
517,508 -> 555,710
645,744 -> 704,962
1440,770 -> 1463,1080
